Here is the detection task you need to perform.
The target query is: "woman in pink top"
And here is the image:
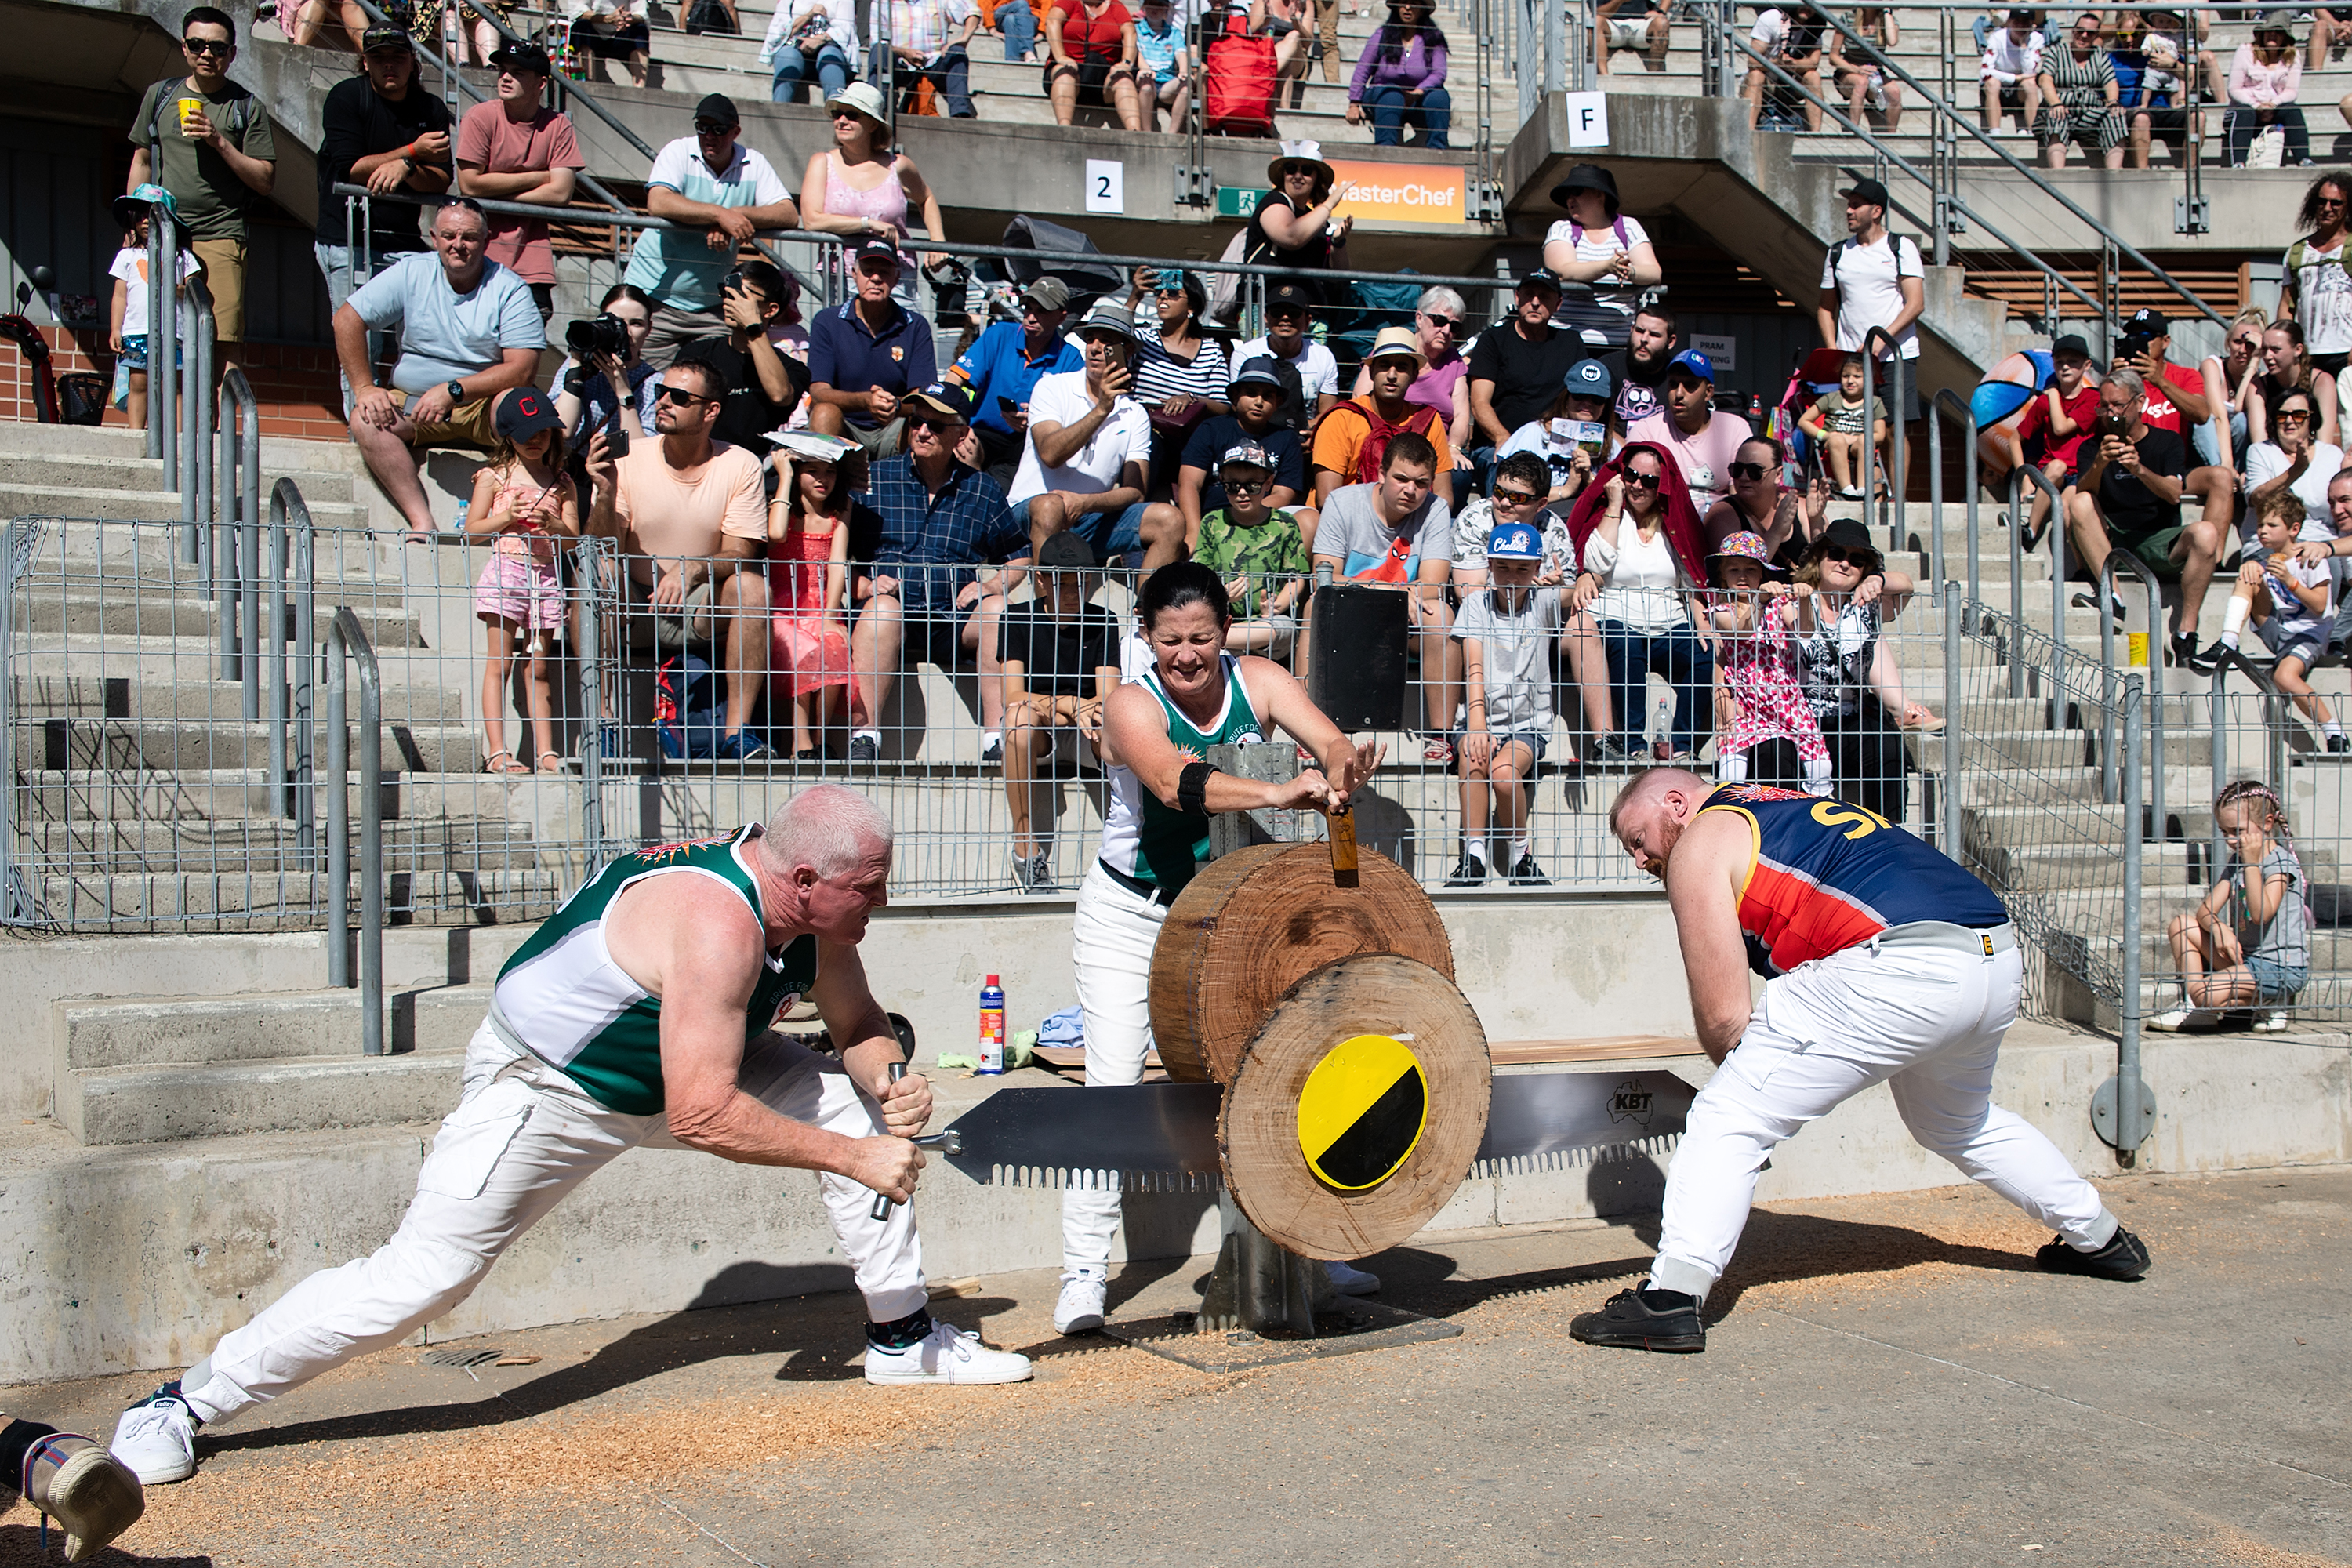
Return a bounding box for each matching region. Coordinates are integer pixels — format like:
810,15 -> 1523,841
797,81 -> 949,285
2224,12 -> 2309,165
1348,285 -> 1472,464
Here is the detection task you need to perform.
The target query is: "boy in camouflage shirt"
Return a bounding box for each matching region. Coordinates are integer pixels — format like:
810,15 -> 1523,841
1191,441 -> 1309,662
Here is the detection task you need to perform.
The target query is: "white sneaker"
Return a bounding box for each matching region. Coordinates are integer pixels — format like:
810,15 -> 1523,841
2147,1005 -> 2219,1032
108,1388 -> 199,1484
1324,1258 -> 1381,1296
863,1319 -> 1033,1385
2256,1009 -> 2292,1032
1053,1269 -> 1109,1334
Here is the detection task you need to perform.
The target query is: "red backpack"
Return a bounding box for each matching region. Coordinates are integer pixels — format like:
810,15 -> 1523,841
1204,19 -> 1278,136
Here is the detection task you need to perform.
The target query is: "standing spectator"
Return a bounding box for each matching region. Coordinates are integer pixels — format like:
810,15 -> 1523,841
463,388 -> 579,778
622,96 -> 800,367
566,0 -> 651,86
869,0 -> 982,118
1742,3 -> 1826,131
678,260 -> 808,456
1243,145 -> 1354,304
945,278 -> 1082,488
1346,0 -> 1451,149
1703,435 -> 1829,566
1495,358 -> 1617,507
1614,299 -> 1678,428
1594,0 -> 1668,76
1624,349 -> 1753,514
455,42 -> 583,326
2280,172 -> 2352,377
1447,520 -> 1566,887
1138,355 -> 1310,568
762,0 -> 859,103
799,82 -> 949,297
313,26 -> 452,324
1313,326 -> 1454,505
1044,0 -> 1145,129
2114,307 -> 2238,644
1791,518 -> 1937,824
2224,13 -> 2309,168
1000,532 -> 1123,892
1011,299 -> 1152,561
2256,320 -> 2341,448
1704,533 -> 1832,796
1980,9 -> 2046,132
808,238 -> 937,459
107,196 -> 199,432
2244,386 -> 2347,543
2035,13 -> 2125,169
1239,282 -> 1341,433
1829,6 -> 1901,129
1131,270 -> 1229,490
1817,177 -> 1924,426
851,382 -> 1028,765
1541,164 -> 1661,318
127,6 -> 276,372
1563,441 -> 1713,764
764,432 -> 862,760
1311,434 -> 1457,757
583,359 -> 775,764
1468,269 -> 1585,479
336,200 -> 543,539
1348,286 -> 1473,464
1134,0 -> 1193,131
555,282 -> 659,457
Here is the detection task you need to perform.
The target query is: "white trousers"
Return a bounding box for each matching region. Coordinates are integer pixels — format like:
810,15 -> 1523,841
180,1023 -> 927,1425
1062,862 -> 1168,1273
1649,939 -> 2118,1301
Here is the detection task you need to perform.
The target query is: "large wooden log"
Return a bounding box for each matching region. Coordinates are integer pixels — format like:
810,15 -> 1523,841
1149,843 -> 1453,1084
1219,954 -> 1491,1260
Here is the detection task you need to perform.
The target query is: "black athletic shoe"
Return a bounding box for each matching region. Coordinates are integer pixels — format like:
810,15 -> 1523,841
1568,1283 -> 1705,1352
1444,853 -> 1486,887
2034,1227 -> 2151,1281
1508,852 -> 1550,886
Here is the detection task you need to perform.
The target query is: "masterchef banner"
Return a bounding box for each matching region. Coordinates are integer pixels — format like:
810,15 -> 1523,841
1326,160 -> 1467,227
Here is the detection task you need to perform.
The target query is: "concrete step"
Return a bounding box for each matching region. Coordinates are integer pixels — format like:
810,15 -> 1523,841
8,675 -> 464,724
29,867 -> 574,927
18,768 -> 585,824
19,717 -> 482,775
58,1047 -> 465,1145
2,483 -> 184,524
57,983 -> 492,1073
14,590 -> 419,644
27,816 -> 544,874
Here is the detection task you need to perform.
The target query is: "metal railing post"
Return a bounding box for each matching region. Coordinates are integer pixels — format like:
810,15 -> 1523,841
2097,550 -> 2165,841
577,535 -> 609,874
185,284 -> 213,576
267,477 -> 314,821
324,607 -> 383,1055
2006,470 -> 2025,699
145,214 -> 165,466
1942,577 -> 1962,861
2116,671 -> 2148,1154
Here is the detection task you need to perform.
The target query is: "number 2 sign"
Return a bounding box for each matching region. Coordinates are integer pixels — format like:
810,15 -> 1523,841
1085,159 -> 1125,215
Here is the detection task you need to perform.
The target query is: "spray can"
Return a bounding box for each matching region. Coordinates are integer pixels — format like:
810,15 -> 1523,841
1653,693 -> 1673,761
976,974 -> 1006,1074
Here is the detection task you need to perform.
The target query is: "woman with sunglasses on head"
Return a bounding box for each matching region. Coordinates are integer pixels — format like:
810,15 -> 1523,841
1129,270 -> 1230,493
798,82 -> 947,299
1700,436 -> 1831,571
1791,517 -> 1939,827
1349,285 -> 1474,466
2280,173 -> 2352,379
2223,11 -> 2310,167
2253,319 -> 2340,450
1563,441 -> 1713,767
2196,308 -> 2269,475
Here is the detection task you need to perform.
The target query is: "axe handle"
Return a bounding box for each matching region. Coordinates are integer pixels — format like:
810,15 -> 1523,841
871,1061 -> 908,1221
1328,805 -> 1359,887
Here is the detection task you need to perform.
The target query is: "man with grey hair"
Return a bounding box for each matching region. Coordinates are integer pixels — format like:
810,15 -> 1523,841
110,787 -> 1029,1486
2060,366 -> 2218,653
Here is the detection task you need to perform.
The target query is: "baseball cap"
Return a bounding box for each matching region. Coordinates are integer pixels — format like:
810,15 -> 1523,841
1517,267 -> 1566,295
1366,325 -> 1424,365
851,237 -> 903,271
694,93 -> 741,129
1018,276 -> 1072,313
1665,347 -> 1716,383
495,387 -> 562,442
1218,441 -> 1276,471
1563,358 -> 1613,397
903,380 -> 977,423
1036,531 -> 1098,568
488,40 -> 550,74
2125,307 -> 2171,336
360,23 -> 412,52
1484,521 -> 1544,561
1840,177 -> 1890,208
1076,299 -> 1138,343
1227,354 -> 1286,395
1265,281 -> 1314,314
2051,333 -> 2092,360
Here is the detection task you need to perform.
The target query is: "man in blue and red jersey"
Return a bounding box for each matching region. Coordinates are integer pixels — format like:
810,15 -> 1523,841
1578,770 -> 2151,1354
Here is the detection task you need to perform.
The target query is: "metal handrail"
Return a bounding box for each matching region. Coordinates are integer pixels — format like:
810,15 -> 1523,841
2117,669 -> 2149,1154
2009,461 -> 2068,706
1859,326 -> 1906,539
1941,576 -> 1962,862
2097,546 -> 2166,843
269,479 -> 318,832
324,606 -> 383,1058
2208,641 -> 2290,808
216,365 -> 260,711
1927,385 -> 1975,599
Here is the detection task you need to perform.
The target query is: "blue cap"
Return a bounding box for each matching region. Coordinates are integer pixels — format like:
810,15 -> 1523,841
1485,521 -> 1544,561
1563,358 -> 1613,395
1666,348 -> 1716,383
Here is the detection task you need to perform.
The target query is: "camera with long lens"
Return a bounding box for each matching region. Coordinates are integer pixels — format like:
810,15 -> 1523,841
565,312 -> 629,357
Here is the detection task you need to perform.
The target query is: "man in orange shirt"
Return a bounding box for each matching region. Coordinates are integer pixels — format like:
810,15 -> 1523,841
1309,325 -> 1454,507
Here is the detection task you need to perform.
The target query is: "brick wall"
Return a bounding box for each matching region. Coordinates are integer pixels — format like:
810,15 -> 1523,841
0,326 -> 343,438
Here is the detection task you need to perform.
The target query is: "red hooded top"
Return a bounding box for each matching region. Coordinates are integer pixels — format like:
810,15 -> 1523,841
1563,439 -> 1712,590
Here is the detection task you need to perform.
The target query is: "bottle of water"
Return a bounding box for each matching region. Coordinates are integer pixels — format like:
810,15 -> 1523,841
450,499 -> 467,538
976,975 -> 1006,1075
1653,693 -> 1673,761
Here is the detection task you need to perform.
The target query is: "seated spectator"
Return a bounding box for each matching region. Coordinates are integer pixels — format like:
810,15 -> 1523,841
851,382 -> 1028,765
556,282 -> 659,462
2062,369 -> 2220,662
2256,319 -> 2341,448
1044,0 -> 1145,130
583,358 -> 773,764
1496,357 -> 1617,508
1131,270 -> 1230,490
465,388 -> 579,778
1468,269 -> 1585,478
1346,0 -> 1451,148
1796,352 -> 1892,499
2002,332 -> 2096,548
1743,2 -> 1826,131
623,96 -> 799,365
761,0 -> 859,104
869,0 -> 981,119
1139,355 -> 1308,568
808,238 -> 937,459
1614,299 -> 1679,427
1312,326 -> 1454,507
2213,491 -> 2343,753
1243,145 -> 1353,306
335,198 -> 542,539
2245,385 -> 2346,543
565,0 -> 650,86
1541,164 -> 1660,318
1012,299 -> 1152,562
678,260 -> 808,457
1705,533 -> 1831,797
2150,778 -> 2310,1033
1624,348 -> 1752,515
984,0 -> 1043,62
1829,6 -> 1901,129
1593,0 -> 1668,76
1311,433 -> 1457,759
946,278 -> 1081,488
1703,435 -> 1829,567
1791,517 -> 1938,826
2224,13 -> 2309,167
1564,441 -> 1712,766
1980,9 -> 2046,132
1000,530 -> 1122,893
2114,307 -> 2235,645
1190,441 -> 1310,661
1446,520 -> 1565,887
765,431 -> 865,760
1348,286 -> 1474,467
288,0 -> 369,53
2199,309 -> 2269,474
1260,0 -> 1314,89
407,0 -> 519,67
2035,13 -> 2125,169
1450,450 -> 1617,750
2125,30 -> 2193,166
1240,281 -> 1341,434
2296,466 -> 2352,652
1134,0 -> 1192,130
455,42 -> 583,325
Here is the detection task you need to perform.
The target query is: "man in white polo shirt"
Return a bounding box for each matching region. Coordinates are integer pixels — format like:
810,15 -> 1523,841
1011,298 -> 1152,562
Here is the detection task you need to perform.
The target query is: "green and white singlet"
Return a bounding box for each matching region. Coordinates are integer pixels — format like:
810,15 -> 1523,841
492,824 -> 818,1115
1098,654 -> 1265,897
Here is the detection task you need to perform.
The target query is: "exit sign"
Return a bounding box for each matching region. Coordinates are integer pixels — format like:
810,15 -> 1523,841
1216,186 -> 1266,218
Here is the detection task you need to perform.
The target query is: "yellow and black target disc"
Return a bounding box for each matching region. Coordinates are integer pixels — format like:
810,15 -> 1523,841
1294,1033 -> 1429,1191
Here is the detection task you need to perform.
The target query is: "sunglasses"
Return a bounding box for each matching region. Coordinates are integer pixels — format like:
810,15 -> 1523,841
1155,285 -> 1187,297
365,46 -> 413,60
654,383 -> 717,406
183,35 -> 231,54
1490,486 -> 1541,506
906,412 -> 963,432
1624,470 -> 1662,489
2280,408 -> 2314,423
2321,198 -> 2349,211
1422,313 -> 1464,332
1222,475 -> 1269,493
1820,545 -> 1866,564
693,119 -> 736,135
1727,461 -> 1770,481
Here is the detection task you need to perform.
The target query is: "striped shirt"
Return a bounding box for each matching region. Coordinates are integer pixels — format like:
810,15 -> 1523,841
1131,332 -> 1229,409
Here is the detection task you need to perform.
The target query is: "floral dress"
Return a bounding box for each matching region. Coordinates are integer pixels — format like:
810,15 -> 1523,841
1715,593 -> 1830,788
767,516 -> 852,699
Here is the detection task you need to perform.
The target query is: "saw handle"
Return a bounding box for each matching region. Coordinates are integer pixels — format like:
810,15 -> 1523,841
1327,805 -> 1359,888
870,1061 -> 909,1221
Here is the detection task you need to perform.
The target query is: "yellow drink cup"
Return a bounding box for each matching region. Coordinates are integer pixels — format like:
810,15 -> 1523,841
176,96 -> 204,137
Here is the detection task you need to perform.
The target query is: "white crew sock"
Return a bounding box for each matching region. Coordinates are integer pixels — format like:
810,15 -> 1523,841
1512,834 -> 1530,858
852,727 -> 881,743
